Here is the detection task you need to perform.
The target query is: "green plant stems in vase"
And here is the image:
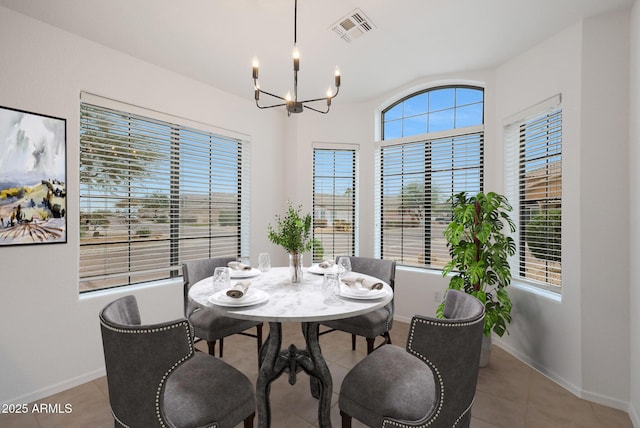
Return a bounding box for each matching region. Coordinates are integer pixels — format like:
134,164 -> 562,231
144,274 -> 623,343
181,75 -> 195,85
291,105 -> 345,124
289,253 -> 303,283
439,191 -> 516,338
267,202 -> 320,283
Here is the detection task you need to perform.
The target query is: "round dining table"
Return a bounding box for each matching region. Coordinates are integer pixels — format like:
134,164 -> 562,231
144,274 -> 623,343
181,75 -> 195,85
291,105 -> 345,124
188,266 -> 393,428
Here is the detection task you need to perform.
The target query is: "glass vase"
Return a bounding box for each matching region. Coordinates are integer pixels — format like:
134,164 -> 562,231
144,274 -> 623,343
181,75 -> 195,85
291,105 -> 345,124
289,252 -> 303,283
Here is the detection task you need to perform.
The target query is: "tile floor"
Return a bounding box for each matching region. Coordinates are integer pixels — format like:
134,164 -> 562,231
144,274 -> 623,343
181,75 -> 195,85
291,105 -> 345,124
1,321 -> 632,428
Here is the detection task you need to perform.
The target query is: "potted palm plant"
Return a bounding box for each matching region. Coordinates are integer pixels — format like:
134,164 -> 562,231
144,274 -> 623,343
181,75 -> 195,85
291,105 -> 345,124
439,191 -> 516,366
267,202 -> 319,283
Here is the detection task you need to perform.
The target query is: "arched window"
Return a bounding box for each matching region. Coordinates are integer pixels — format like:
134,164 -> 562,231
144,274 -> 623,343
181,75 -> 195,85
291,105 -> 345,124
376,85 -> 484,269
382,86 -> 484,139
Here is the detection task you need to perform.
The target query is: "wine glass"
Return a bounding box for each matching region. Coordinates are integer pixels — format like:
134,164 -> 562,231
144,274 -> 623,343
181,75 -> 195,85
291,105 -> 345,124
258,252 -> 271,272
212,267 -> 230,293
322,273 -> 340,303
337,256 -> 352,278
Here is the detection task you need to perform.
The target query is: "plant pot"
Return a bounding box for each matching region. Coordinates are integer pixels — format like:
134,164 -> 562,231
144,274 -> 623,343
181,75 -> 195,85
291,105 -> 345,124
479,334 -> 492,367
289,253 -> 303,283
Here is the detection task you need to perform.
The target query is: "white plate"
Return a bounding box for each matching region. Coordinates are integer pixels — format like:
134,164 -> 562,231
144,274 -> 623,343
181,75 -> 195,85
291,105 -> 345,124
229,268 -> 261,278
340,284 -> 388,300
208,288 -> 269,307
308,264 -> 339,275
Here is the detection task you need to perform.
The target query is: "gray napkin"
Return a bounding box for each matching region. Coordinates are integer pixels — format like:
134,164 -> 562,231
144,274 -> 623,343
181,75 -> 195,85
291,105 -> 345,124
341,273 -> 383,290
226,281 -> 251,298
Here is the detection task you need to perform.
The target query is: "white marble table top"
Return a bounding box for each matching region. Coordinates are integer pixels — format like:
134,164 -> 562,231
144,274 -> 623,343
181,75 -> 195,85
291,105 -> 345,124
188,267 -> 393,323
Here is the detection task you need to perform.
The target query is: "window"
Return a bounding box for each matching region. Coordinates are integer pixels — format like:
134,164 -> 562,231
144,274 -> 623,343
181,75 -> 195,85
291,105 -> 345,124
79,95 -> 249,292
377,86 -> 484,269
505,97 -> 562,290
383,86 -> 483,138
312,147 -> 357,261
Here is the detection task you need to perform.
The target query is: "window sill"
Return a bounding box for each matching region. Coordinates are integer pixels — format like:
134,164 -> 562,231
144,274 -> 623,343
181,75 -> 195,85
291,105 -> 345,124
393,266 -> 561,302
510,280 -> 562,303
79,277 -> 183,301
396,265 -> 446,276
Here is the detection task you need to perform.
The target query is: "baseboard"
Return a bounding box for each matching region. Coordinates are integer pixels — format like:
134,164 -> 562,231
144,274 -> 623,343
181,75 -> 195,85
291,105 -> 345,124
393,314 -> 412,324
493,338 -> 630,412
2,368 -> 106,406
629,403 -> 640,428
580,387 -> 631,412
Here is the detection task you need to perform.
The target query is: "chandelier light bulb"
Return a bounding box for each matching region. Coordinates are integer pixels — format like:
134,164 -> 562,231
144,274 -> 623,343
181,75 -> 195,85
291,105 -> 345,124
292,47 -> 300,71
285,92 -> 292,102
252,57 -> 259,79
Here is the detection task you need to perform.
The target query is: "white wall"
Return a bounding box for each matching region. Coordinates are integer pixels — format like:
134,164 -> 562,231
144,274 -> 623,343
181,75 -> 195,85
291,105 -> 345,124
578,10 -> 630,407
0,6 -> 286,404
494,11 -> 631,409
629,0 -> 640,425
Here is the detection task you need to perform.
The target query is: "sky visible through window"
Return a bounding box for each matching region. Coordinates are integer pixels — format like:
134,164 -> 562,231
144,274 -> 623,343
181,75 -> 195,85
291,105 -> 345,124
383,87 -> 483,139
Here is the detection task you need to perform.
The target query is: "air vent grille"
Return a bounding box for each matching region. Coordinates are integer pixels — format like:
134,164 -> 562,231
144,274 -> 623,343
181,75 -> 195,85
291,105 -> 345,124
330,8 -> 375,43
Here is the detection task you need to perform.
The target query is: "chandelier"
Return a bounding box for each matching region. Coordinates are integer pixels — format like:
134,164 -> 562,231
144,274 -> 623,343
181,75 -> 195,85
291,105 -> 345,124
252,0 -> 341,116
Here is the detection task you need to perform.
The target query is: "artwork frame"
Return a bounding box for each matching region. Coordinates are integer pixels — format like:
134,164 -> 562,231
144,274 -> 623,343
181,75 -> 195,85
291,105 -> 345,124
0,105 -> 67,246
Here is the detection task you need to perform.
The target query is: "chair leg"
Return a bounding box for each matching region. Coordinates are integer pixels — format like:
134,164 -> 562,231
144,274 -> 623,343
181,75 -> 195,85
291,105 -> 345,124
383,331 -> 392,345
256,324 -> 263,352
219,337 -> 224,358
340,410 -> 352,428
366,337 -> 375,354
207,340 -> 216,356
351,334 -> 356,350
243,412 -> 255,428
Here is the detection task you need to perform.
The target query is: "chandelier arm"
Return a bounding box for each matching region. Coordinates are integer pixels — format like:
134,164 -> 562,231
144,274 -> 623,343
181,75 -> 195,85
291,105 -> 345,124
257,88 -> 288,101
256,100 -> 287,109
299,96 -> 334,104
303,104 -> 330,114
298,86 -> 341,104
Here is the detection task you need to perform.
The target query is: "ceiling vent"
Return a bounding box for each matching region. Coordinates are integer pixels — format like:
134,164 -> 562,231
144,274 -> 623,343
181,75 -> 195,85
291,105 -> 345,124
330,9 -> 375,43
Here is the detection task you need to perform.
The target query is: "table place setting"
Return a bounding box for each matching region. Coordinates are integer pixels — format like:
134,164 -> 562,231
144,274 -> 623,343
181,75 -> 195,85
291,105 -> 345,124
227,260 -> 262,278
338,272 -> 389,300
308,259 -> 340,274
208,279 -> 270,307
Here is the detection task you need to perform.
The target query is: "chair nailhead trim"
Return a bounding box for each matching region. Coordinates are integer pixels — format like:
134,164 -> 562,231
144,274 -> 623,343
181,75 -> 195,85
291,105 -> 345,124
380,316 -> 482,427
452,398 -> 474,427
112,411 -> 130,427
101,319 -> 208,427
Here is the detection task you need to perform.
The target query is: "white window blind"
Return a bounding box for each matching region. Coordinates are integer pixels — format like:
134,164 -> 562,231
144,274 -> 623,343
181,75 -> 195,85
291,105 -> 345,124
376,131 -> 483,268
79,100 -> 249,292
505,101 -> 562,290
312,147 -> 357,261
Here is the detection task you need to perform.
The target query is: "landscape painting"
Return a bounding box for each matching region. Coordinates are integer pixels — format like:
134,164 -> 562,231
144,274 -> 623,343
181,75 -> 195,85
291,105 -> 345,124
0,106 -> 67,246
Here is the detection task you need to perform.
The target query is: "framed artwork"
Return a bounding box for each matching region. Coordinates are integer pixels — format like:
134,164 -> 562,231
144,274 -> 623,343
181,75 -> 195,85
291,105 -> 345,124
0,105 -> 67,246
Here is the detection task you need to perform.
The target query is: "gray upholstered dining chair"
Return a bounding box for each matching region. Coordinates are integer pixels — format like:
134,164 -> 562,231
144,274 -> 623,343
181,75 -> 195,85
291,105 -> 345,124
99,295 -> 256,428
183,257 -> 263,357
319,256 -> 396,354
338,289 -> 485,428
